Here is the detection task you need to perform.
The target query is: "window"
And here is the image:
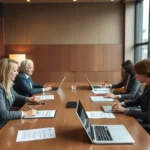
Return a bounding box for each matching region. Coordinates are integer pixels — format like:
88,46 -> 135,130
135,0 -> 150,62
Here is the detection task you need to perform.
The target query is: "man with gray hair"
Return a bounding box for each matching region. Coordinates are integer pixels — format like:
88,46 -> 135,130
14,59 -> 52,97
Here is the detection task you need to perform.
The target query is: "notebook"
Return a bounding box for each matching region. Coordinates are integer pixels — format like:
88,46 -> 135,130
24,110 -> 56,118
50,76 -> 66,92
84,75 -> 110,91
76,100 -> 134,144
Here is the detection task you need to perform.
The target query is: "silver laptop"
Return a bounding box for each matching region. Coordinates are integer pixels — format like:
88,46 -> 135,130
50,76 -> 66,92
84,75 -> 100,90
101,106 -> 112,113
76,100 -> 134,144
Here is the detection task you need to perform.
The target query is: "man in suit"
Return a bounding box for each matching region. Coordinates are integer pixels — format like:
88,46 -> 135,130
14,59 -> 52,97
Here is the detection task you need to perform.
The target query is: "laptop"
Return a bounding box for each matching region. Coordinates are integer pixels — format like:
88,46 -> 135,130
101,106 -> 112,113
50,76 -> 66,92
84,75 -> 109,91
76,100 -> 134,144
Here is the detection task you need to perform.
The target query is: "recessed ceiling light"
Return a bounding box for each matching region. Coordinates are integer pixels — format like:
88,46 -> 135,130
111,0 -> 114,1
73,0 -> 77,2
27,0 -> 30,2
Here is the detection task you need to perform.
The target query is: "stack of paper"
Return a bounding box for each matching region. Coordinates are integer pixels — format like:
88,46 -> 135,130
86,111 -> 115,119
94,88 -> 110,91
90,96 -> 114,102
92,90 -> 110,94
24,110 -> 56,118
16,127 -> 56,142
35,95 -> 54,100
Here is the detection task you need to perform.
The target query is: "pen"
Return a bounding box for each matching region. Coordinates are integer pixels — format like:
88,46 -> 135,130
102,81 -> 108,85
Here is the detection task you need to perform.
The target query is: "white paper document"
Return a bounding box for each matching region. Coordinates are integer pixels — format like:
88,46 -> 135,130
24,110 -> 56,118
92,90 -> 110,94
93,88 -> 110,91
86,111 -> 115,119
35,95 -> 54,100
90,96 -> 114,102
16,127 -> 56,142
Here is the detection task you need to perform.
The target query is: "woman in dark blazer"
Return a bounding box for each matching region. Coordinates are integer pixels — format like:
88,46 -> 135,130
103,60 -> 142,102
112,59 -> 150,124
0,58 -> 40,128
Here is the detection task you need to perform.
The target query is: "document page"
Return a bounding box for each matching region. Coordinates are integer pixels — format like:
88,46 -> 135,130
92,90 -> 110,94
94,88 -> 110,91
35,95 -> 54,100
16,127 -> 56,142
24,110 -> 56,118
86,111 -> 115,119
90,96 -> 114,102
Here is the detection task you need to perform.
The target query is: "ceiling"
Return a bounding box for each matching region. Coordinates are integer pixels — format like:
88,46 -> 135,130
2,0 -> 124,3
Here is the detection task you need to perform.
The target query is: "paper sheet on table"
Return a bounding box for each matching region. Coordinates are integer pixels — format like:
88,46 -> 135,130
92,90 -> 110,94
90,96 -> 114,102
35,95 -> 54,100
93,88 -> 110,91
24,110 -> 56,118
16,127 -> 56,142
86,111 -> 115,119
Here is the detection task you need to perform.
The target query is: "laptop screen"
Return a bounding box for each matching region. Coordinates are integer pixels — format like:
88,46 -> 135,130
57,76 -> 66,90
76,100 -> 94,142
84,75 -> 93,89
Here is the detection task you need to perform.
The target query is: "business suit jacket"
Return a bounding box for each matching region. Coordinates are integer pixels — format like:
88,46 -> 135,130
14,72 -> 44,97
112,75 -> 142,102
0,84 -> 27,128
125,85 -> 150,123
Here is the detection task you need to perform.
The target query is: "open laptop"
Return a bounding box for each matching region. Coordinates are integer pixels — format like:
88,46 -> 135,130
84,75 -> 109,91
50,76 -> 66,92
76,100 -> 134,144
101,106 -> 112,113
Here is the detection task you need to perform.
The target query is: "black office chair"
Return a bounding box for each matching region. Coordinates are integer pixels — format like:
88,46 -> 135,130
137,119 -> 150,134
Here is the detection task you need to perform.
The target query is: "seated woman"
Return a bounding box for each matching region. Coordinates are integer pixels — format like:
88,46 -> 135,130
102,60 -> 142,102
0,58 -> 40,128
112,59 -> 150,125
14,59 -> 52,97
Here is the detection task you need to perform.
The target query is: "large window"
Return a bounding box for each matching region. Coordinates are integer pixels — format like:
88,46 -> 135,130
135,0 -> 150,62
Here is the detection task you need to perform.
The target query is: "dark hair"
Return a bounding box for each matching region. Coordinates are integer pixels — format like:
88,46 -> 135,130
122,60 -> 135,76
134,59 -> 150,77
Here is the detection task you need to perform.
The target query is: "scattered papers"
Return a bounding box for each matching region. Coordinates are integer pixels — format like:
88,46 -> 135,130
92,90 -> 110,94
86,111 -> 115,119
24,110 -> 56,118
35,95 -> 54,100
90,96 -> 114,102
16,127 -> 56,142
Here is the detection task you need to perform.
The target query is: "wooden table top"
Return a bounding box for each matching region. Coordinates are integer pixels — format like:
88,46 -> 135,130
0,83 -> 150,150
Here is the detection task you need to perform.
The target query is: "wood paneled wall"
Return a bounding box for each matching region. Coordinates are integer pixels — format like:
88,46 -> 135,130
0,3 -> 4,59
4,3 -> 123,84
5,44 -> 122,84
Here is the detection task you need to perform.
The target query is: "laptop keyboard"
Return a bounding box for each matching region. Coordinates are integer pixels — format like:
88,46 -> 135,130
94,126 -> 113,141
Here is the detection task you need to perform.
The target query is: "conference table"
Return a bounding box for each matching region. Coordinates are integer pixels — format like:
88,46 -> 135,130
0,83 -> 150,150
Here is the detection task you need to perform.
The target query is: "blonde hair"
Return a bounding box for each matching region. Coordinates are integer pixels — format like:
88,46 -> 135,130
0,58 -> 18,97
20,59 -> 33,73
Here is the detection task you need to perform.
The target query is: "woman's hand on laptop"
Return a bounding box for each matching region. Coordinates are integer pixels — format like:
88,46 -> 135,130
104,93 -> 119,99
112,103 -> 128,113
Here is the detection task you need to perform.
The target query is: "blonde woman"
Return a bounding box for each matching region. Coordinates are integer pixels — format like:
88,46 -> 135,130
0,58 -> 40,128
